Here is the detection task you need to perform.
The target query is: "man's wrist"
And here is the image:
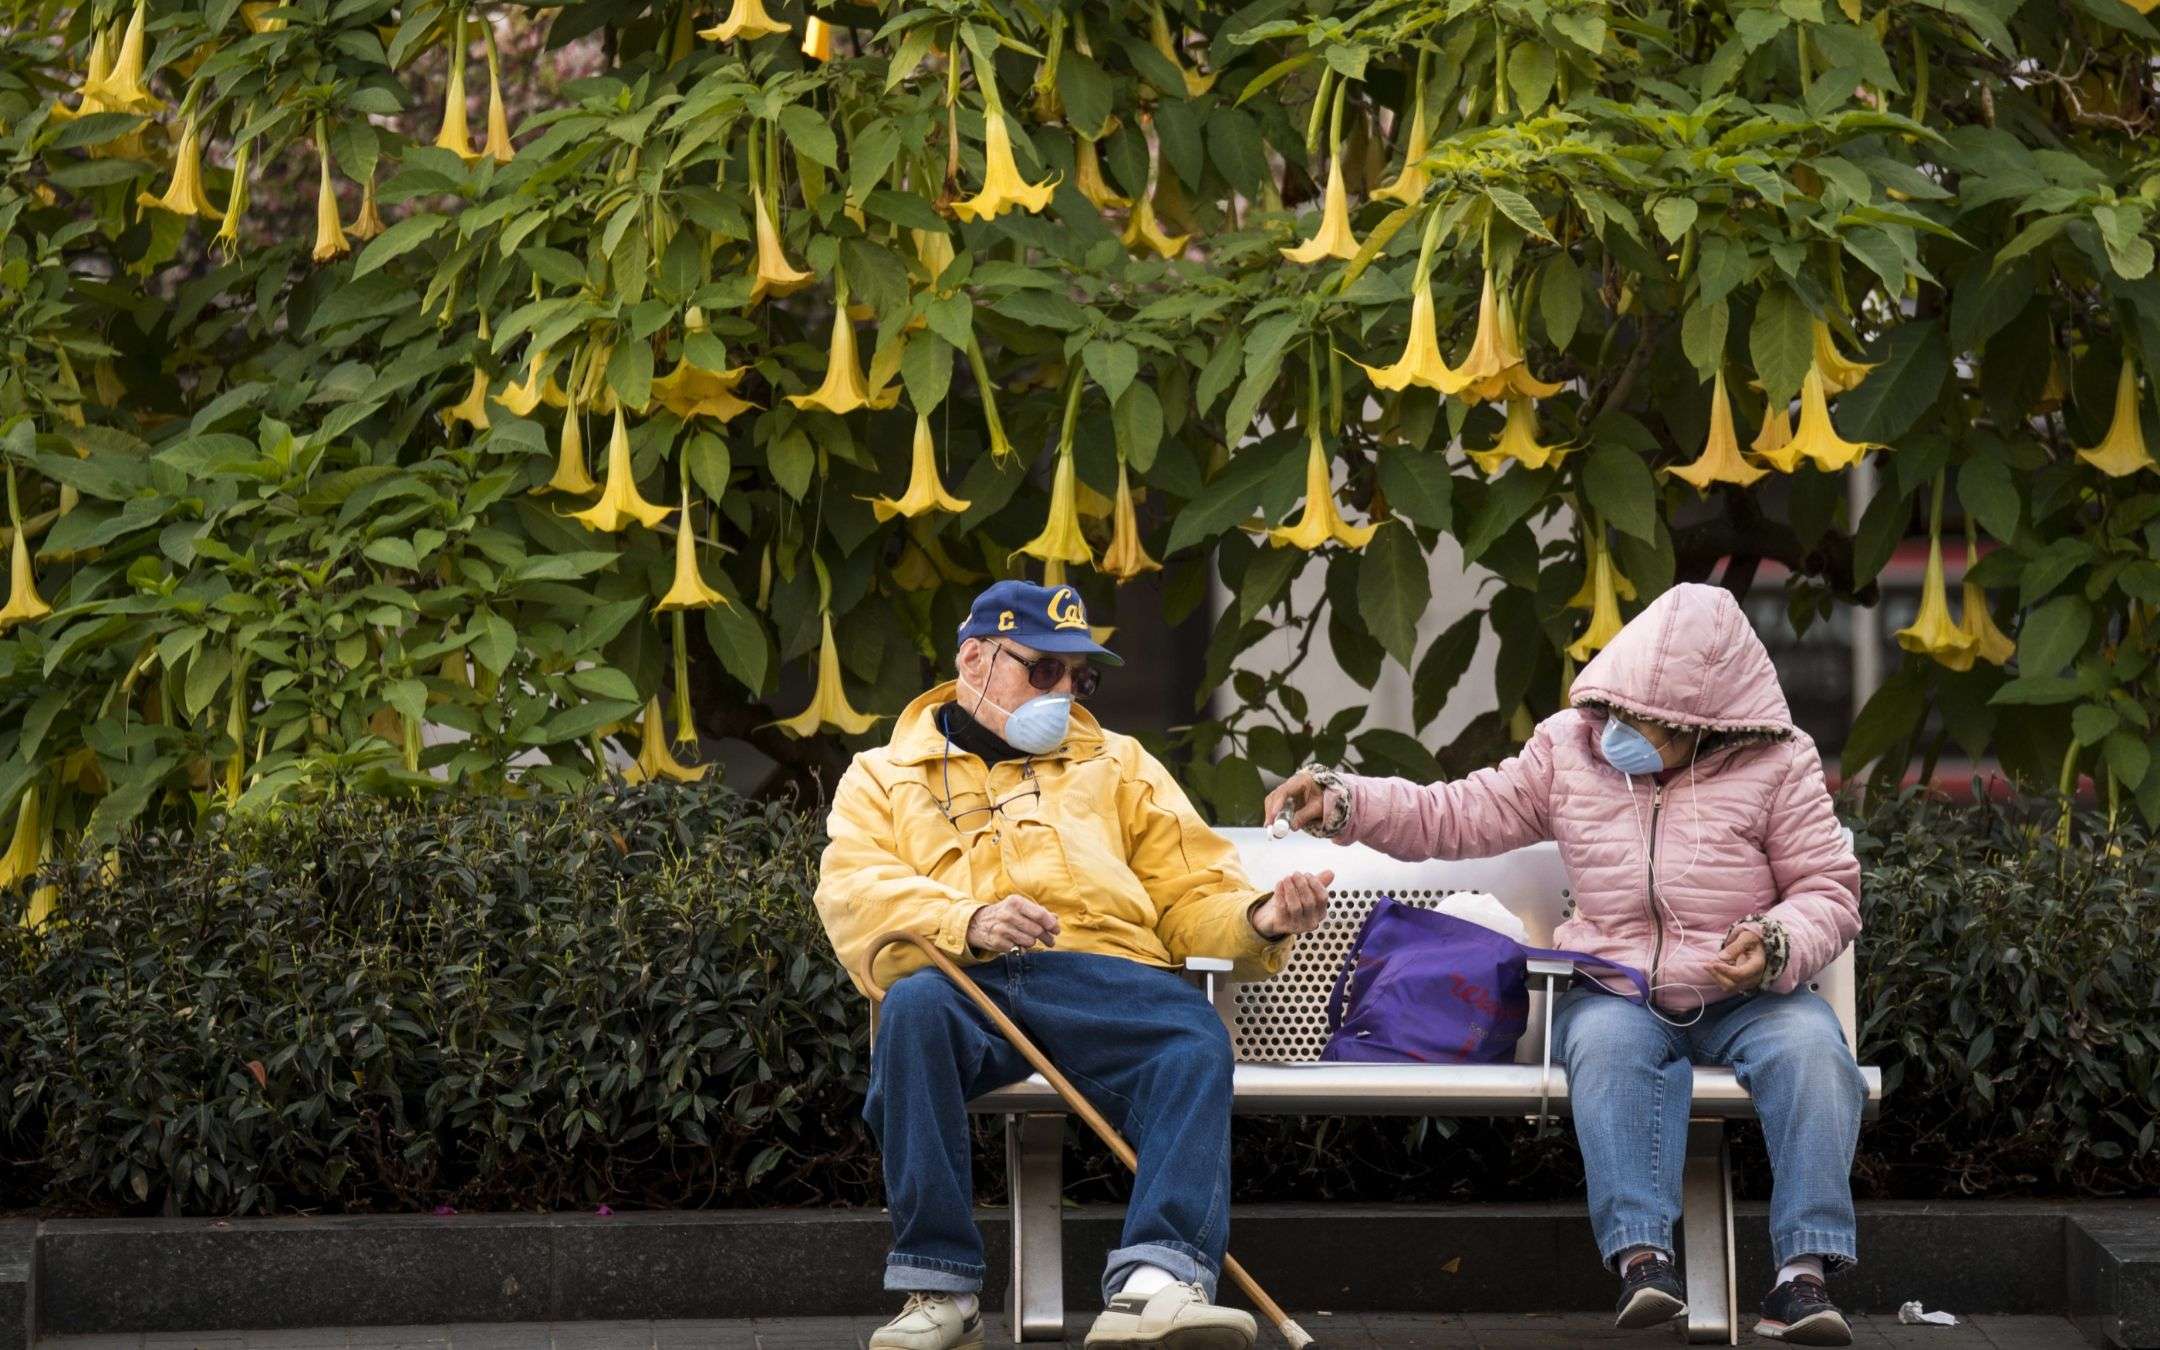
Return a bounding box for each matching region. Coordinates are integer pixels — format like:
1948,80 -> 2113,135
1247,893 -> 1281,941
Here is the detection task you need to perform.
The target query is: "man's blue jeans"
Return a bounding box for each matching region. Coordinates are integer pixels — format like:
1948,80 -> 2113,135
865,950 -> 1233,1305
1554,983 -> 1866,1274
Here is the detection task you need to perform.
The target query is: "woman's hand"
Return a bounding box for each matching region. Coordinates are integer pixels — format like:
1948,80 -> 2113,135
1708,926 -> 1768,992
1262,772 -> 1332,836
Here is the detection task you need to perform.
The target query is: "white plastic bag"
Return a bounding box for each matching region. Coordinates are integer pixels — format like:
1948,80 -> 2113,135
1436,891 -> 1530,946
1897,1301 -> 1959,1327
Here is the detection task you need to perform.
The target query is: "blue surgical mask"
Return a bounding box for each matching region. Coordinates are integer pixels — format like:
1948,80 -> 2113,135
1000,693 -> 1073,754
963,675 -> 1073,755
1600,717 -> 1667,776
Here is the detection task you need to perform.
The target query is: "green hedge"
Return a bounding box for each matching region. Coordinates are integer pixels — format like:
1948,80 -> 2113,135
0,784 -> 873,1215
1,783 -> 2153,1217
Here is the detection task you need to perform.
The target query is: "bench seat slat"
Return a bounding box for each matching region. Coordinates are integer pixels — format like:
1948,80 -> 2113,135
971,1064 -> 1883,1120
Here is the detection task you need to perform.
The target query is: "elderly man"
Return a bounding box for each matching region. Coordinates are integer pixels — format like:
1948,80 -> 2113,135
814,580 -> 1333,1350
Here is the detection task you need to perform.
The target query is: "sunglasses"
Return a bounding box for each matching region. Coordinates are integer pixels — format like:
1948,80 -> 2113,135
993,643 -> 1100,698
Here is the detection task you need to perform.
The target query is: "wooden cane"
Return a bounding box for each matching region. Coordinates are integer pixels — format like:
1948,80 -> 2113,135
862,930 -> 1316,1349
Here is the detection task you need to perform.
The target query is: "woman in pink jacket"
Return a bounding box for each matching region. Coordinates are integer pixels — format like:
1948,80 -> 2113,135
1265,583 -> 1866,1347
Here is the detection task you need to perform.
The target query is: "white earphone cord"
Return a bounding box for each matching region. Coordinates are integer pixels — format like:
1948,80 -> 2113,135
1581,728 -> 1709,1028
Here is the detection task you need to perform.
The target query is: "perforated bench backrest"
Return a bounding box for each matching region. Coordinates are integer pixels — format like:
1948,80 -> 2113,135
1220,827 -> 1859,1064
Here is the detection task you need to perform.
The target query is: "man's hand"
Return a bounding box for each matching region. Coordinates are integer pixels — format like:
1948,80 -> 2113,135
1251,870 -> 1333,940
1261,772 -> 1330,835
1708,926 -> 1767,992
968,895 -> 1061,955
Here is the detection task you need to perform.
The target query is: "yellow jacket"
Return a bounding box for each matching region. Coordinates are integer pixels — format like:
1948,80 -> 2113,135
815,682 -> 1294,997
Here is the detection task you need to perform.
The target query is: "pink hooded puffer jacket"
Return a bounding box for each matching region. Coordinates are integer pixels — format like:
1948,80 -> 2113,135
1329,583 -> 1861,1013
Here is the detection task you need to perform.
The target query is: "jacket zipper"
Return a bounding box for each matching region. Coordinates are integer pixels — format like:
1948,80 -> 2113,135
1644,784 -> 1666,989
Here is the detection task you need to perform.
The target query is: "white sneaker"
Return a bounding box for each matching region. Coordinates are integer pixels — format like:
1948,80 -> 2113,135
869,1292 -> 986,1350
1084,1280 -> 1257,1349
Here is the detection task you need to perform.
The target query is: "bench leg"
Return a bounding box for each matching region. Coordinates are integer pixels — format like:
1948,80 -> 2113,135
1005,1113 -> 1065,1343
1680,1119 -> 1738,1346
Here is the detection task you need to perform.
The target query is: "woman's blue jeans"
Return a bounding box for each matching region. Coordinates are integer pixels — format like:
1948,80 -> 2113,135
1553,983 -> 1866,1274
864,950 -> 1234,1304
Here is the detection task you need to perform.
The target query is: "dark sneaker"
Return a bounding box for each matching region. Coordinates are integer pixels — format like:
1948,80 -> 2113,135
1614,1255 -> 1688,1329
1758,1274 -> 1852,1345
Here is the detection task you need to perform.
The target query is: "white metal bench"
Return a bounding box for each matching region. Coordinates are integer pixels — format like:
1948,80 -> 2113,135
972,828 -> 1882,1344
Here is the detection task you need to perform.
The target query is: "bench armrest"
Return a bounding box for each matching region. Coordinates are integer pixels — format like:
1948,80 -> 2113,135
1182,956 -> 1235,1007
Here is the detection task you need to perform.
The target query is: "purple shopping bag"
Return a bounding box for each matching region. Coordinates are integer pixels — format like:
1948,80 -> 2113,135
1320,896 -> 1650,1064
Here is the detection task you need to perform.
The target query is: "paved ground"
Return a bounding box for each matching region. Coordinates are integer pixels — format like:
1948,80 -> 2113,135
38,1312 -> 2090,1349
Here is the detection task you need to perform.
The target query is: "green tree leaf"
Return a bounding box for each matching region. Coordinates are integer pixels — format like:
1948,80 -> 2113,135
1583,445 -> 1659,543
1357,522 -> 1429,670
1749,285 -> 1814,406
1838,323 -> 1948,443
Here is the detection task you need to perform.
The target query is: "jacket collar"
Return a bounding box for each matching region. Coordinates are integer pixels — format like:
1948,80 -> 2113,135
885,680 -> 1109,768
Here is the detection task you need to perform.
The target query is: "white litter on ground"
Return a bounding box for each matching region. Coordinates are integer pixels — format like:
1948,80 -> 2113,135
1898,1300 -> 1960,1326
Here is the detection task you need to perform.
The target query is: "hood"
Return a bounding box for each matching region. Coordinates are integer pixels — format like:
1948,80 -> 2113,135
1570,583 -> 1793,740
884,680 -> 1109,767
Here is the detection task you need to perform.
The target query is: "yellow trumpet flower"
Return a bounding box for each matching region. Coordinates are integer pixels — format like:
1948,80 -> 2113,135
213,142 -> 250,256
1785,366 -> 1878,471
628,696 -> 709,782
1373,82 -> 1430,205
440,367 -> 492,431
1146,0 -> 1214,97
434,39 -> 478,162
1566,527 -> 1637,610
0,787 -> 41,891
1456,274 -> 1564,403
952,111 -> 1057,222
482,31 -> 516,163
774,613 -> 882,738
655,495 -> 728,612
1669,369 -> 1768,490
1751,398 -> 1799,471
2035,354 -> 2066,414
1895,517 -> 1974,666
788,294 -> 901,415
1469,397 -> 1572,475
138,117 -> 219,217
650,356 -> 756,422
1359,279 -> 1465,394
912,227 -> 957,285
1075,134 -> 1130,210
311,137 -> 349,262
749,185 -> 814,305
1014,447 -> 1095,567
52,27 -> 115,122
801,15 -> 832,60
1811,321 -> 1876,395
1953,528 -> 2014,668
86,0 -> 162,115
2076,358 -> 2158,478
569,408 -> 671,531
347,173 -> 386,240
1101,457 -> 1161,582
894,523 -> 981,591
497,347 -> 556,417
868,414 -> 971,521
1,529 -> 54,632
240,2 -> 286,33
541,393 -> 598,495
1121,191 -> 1188,258
700,0 -> 790,43
1281,155 -> 1361,264
1270,424 -> 1379,550
1566,542 -> 1627,661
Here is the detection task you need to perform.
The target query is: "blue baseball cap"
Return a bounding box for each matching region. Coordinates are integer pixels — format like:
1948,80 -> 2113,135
956,581 -> 1123,666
